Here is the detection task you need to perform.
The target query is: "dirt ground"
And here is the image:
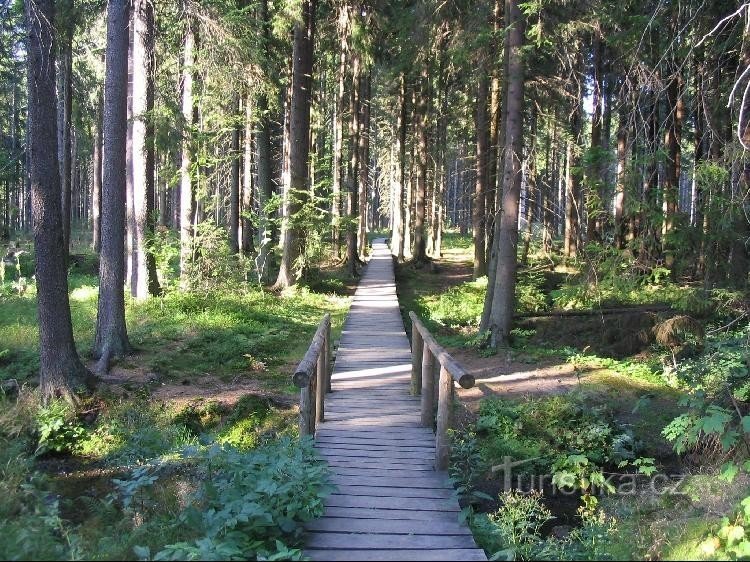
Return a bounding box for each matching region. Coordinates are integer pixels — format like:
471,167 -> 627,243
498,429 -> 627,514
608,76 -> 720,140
92,359 -> 296,410
452,349 -> 582,412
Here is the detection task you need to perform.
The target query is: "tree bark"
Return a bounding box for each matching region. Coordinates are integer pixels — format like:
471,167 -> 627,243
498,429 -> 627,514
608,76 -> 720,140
275,0 -> 316,288
392,73 -> 407,261
241,93 -> 255,256
614,99 -> 628,249
488,0 -> 524,347
131,0 -> 159,298
93,0 -> 131,373
26,0 -> 93,401
92,100 -> 103,253
413,67 -> 429,264
358,72 -> 371,258
179,16 -> 197,287
229,93 -> 241,254
473,73 -> 489,277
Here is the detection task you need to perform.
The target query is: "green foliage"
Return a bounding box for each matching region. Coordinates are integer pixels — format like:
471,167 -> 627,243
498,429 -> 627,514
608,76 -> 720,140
470,490 -> 620,561
471,490 -> 553,561
419,270 -> 546,330
661,325 -> 750,397
698,496 -> 750,560
35,400 -> 86,455
476,395 -> 634,474
151,438 -> 332,561
77,399 -> 197,464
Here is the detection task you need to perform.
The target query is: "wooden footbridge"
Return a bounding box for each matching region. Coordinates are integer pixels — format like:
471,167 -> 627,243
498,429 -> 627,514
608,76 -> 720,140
293,240 -> 487,561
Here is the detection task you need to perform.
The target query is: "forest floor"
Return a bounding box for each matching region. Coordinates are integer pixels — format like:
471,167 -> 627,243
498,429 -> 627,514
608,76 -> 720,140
0,234 -> 353,559
395,232 -> 750,561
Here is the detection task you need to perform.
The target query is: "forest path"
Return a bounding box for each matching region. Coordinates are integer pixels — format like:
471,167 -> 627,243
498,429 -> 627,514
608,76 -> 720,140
304,240 -> 486,561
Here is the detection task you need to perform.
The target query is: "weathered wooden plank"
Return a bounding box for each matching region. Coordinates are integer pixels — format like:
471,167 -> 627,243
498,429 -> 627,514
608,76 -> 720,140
332,484 -> 454,499
323,458 -> 435,471
307,533 -> 478,550
305,549 -> 487,561
316,439 -> 434,452
317,447 -> 433,461
325,495 -> 459,511
327,466 -> 437,478
306,517 -> 471,535
329,475 -> 453,489
320,506 -> 462,522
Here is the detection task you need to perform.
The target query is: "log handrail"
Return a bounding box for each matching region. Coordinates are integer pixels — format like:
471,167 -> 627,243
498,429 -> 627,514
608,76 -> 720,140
292,313 -> 331,437
408,311 -> 475,471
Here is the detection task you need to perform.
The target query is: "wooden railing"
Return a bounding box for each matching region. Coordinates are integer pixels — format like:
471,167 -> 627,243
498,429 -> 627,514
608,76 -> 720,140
292,313 -> 332,436
408,311 -> 475,471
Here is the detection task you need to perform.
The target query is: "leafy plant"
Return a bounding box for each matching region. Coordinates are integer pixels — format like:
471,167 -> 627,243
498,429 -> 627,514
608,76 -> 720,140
35,400 -> 86,455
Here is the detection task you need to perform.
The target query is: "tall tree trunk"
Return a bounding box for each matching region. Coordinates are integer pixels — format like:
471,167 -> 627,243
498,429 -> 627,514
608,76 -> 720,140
26,0 -> 93,401
358,72 -> 371,257
58,12 -> 73,256
564,53 -> 584,259
473,72 -> 489,277
662,67 -> 682,268
521,106 -> 537,264
413,67 -> 429,264
614,99 -> 628,248
229,94 -> 241,254
94,0 -> 131,373
241,93 -> 255,256
345,50 -> 361,277
392,73 -> 407,261
332,5 -> 349,259
179,16 -> 197,287
92,101 -> 103,253
131,0 -> 159,298
587,31 -> 603,242
275,0 -> 316,288
488,0 -> 524,347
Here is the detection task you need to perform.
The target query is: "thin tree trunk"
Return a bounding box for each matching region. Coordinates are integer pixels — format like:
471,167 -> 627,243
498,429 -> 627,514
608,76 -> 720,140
358,72 -> 371,258
92,102 -> 103,252
413,67 -> 429,264
94,0 -> 131,373
179,17 -> 197,287
473,73 -> 489,277
132,0 -> 159,298
614,100 -> 628,249
392,73 -> 407,261
241,93 -> 255,256
227,93 -> 241,254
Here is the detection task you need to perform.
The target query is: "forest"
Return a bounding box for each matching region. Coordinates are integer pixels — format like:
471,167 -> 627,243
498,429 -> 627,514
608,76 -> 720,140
2,0 -> 750,559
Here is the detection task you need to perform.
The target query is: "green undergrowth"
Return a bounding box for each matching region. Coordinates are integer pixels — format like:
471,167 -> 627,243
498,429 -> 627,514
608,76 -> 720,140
0,389 -> 329,560
0,250 -> 350,389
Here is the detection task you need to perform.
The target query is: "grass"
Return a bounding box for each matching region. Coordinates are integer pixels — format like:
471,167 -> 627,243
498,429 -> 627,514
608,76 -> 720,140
0,253 -> 350,393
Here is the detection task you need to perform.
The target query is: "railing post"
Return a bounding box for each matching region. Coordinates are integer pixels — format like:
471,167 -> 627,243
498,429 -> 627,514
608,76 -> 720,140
325,320 -> 332,393
435,365 -> 453,471
411,318 -> 423,396
316,342 -> 325,424
299,384 -> 312,436
420,347 -> 435,427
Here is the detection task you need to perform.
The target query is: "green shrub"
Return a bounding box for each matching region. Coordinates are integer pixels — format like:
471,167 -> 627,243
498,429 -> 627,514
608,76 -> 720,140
36,400 -> 86,455
149,437 -> 332,560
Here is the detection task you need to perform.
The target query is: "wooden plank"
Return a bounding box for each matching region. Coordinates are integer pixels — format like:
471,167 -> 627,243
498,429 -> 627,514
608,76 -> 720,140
323,458 -> 435,471
329,474 -> 453,489
316,439 -> 434,451
306,517 -> 471,535
333,485 -> 454,499
327,466 -> 438,478
317,447 -> 433,461
307,533 -> 478,550
325,495 -> 459,511
320,506 -> 462,522
305,549 -> 487,561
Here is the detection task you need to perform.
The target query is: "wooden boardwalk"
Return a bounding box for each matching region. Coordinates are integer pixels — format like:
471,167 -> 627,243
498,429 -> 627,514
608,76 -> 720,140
304,240 -> 486,561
